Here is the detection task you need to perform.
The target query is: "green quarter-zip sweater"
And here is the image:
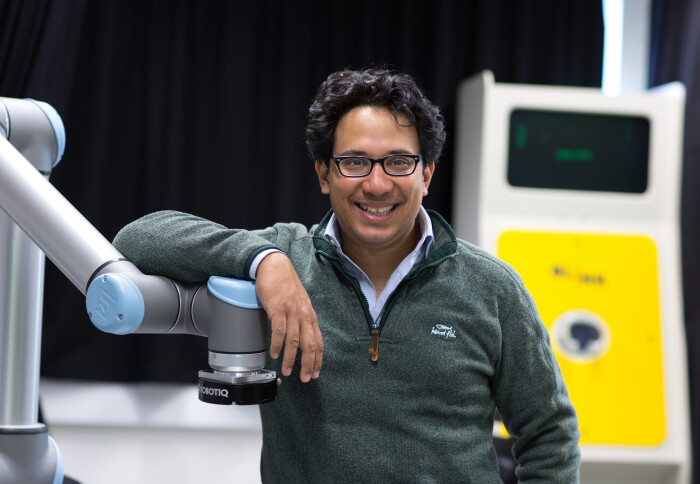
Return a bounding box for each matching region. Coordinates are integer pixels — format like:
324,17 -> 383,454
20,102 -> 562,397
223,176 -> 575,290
113,209 -> 581,483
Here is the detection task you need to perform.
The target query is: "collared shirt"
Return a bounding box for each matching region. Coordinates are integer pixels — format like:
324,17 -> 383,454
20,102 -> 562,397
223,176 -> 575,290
323,206 -> 434,326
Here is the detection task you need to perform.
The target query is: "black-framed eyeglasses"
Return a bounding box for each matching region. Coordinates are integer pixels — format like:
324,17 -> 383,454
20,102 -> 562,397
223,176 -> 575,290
331,154 -> 422,177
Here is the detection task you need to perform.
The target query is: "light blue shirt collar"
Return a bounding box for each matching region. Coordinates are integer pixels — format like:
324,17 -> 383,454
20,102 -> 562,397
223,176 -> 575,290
323,206 -> 434,325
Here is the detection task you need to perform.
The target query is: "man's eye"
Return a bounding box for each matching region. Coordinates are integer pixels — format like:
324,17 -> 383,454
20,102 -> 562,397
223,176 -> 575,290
387,156 -> 411,167
343,158 -> 367,166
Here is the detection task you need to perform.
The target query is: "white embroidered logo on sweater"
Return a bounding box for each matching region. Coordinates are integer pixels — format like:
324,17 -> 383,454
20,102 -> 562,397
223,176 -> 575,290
431,324 -> 456,339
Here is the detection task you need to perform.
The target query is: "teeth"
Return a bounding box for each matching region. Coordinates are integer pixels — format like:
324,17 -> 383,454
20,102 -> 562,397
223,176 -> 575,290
359,204 -> 394,215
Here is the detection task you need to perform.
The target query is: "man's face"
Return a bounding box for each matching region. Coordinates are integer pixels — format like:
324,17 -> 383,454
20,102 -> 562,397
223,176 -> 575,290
315,106 -> 434,255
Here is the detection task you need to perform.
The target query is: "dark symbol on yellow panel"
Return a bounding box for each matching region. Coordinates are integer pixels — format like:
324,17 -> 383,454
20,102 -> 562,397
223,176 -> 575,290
551,310 -> 611,363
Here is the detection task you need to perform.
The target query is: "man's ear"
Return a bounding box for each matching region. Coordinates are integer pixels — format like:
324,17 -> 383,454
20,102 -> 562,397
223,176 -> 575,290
315,160 -> 331,195
422,162 -> 435,196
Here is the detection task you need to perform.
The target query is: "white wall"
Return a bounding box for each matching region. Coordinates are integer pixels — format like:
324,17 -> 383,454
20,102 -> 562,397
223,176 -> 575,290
41,379 -> 263,484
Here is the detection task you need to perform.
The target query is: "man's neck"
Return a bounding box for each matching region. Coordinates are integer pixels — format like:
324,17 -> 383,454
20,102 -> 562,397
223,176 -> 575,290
341,222 -> 421,295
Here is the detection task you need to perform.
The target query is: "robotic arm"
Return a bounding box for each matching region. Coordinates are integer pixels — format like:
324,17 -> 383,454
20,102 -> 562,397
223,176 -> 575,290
0,97 -> 276,483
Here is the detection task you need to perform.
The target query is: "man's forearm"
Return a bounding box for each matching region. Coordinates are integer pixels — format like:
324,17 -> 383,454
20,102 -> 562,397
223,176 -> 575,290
113,210 -> 276,283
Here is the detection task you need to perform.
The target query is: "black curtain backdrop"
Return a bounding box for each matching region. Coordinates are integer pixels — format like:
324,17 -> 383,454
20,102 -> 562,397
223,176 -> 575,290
0,0 -> 605,383
7,0 -> 700,478
650,0 -> 700,482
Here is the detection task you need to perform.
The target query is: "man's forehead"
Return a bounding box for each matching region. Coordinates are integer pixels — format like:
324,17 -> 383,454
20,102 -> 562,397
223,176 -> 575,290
333,106 -> 419,149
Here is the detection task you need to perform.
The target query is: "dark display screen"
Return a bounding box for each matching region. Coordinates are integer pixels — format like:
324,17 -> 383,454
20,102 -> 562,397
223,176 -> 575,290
507,109 -> 650,193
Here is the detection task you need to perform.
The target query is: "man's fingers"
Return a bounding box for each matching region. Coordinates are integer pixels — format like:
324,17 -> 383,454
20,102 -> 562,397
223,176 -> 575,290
269,315 -> 287,359
281,318 -> 300,377
270,306 -> 322,383
298,318 -> 318,383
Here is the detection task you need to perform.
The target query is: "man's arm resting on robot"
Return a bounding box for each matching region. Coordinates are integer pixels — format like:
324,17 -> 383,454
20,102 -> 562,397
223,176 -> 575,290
113,211 -> 324,382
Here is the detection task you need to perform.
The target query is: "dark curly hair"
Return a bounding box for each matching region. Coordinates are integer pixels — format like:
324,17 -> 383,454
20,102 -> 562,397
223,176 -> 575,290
305,68 -> 446,165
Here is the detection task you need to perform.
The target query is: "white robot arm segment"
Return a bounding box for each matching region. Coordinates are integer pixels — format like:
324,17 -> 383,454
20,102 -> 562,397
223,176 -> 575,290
0,95 -> 277,484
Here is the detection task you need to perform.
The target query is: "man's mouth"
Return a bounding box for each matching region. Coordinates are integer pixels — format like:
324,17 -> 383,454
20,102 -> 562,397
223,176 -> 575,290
357,203 -> 396,216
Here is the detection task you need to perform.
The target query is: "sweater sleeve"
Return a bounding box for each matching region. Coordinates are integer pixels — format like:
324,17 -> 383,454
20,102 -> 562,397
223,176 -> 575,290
112,210 -> 281,284
492,275 -> 581,483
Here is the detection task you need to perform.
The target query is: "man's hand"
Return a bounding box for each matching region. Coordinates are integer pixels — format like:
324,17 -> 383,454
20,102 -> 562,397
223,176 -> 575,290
254,252 -> 323,383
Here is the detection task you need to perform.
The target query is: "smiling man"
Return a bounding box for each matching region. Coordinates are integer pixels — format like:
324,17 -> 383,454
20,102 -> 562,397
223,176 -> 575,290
113,68 -> 580,482
316,105 -> 434,299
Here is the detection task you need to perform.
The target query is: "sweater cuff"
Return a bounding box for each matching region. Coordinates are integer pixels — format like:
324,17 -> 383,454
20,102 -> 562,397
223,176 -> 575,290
244,245 -> 281,280
248,248 -> 284,279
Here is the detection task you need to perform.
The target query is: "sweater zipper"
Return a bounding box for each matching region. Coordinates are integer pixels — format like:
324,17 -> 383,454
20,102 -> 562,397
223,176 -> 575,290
364,274 -> 418,362
318,251 -> 383,361
318,244 -> 450,362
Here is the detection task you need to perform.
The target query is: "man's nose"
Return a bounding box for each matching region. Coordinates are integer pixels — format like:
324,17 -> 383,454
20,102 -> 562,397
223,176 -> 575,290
362,163 -> 392,194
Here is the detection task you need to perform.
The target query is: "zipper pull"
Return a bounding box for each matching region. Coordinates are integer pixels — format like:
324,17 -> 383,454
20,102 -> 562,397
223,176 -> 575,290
368,330 -> 379,362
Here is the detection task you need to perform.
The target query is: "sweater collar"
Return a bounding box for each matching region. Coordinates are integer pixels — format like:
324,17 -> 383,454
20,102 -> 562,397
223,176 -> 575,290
312,208 -> 458,265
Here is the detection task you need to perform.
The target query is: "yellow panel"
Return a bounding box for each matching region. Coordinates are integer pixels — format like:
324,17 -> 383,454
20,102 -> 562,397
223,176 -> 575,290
498,231 -> 665,446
